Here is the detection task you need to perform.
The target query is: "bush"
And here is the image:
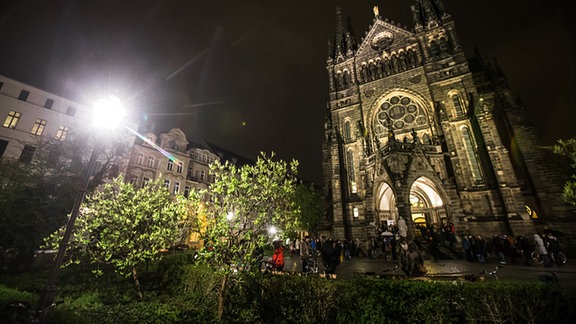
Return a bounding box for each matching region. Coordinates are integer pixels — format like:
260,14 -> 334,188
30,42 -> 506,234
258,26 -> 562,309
3,260 -> 576,323
224,276 -> 576,324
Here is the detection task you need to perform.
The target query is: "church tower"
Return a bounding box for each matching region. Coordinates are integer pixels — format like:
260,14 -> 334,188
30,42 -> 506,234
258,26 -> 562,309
322,0 -> 574,242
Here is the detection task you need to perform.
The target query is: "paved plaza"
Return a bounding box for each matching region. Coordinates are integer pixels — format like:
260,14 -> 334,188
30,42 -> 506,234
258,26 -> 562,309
281,254 -> 576,286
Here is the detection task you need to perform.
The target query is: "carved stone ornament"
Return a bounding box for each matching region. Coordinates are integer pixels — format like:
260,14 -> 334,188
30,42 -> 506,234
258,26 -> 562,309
408,75 -> 421,84
364,88 -> 375,97
415,156 -> 426,170
386,155 -> 409,174
371,31 -> 394,52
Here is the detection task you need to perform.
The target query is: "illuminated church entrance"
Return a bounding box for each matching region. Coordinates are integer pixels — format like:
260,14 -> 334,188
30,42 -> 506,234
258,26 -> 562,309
376,177 -> 447,229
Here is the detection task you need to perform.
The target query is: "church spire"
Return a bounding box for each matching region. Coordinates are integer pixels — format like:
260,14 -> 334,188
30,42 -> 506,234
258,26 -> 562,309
344,16 -> 357,55
411,0 -> 448,27
334,6 -> 345,57
331,6 -> 357,59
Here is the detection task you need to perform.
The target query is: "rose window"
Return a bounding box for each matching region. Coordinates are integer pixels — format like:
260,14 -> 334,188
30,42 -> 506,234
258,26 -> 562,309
374,95 -> 428,137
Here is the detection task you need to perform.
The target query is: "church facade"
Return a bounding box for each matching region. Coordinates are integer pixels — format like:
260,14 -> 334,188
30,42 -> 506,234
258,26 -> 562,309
321,1 -> 574,242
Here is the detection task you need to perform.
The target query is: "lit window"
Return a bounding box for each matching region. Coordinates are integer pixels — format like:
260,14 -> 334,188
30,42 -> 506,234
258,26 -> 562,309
353,207 -> 359,222
163,179 -> 170,189
55,126 -> 70,141
31,119 -> 47,135
147,156 -> 154,168
176,162 -> 183,173
174,182 -> 180,194
136,153 -> 143,165
167,160 -> 174,171
526,205 -> 539,219
351,181 -> 357,194
3,111 -> 21,129
410,194 -> 425,208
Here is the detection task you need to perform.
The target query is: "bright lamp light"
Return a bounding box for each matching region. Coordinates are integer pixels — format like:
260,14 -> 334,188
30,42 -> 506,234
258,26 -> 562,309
93,95 -> 126,129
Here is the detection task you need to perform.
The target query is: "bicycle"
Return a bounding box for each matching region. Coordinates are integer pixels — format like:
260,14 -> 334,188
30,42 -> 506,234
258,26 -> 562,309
302,255 -> 319,274
531,251 -> 566,265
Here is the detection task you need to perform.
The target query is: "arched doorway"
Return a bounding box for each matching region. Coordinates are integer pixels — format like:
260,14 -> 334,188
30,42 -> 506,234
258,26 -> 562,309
375,177 -> 448,233
409,177 -> 446,229
375,182 -> 397,227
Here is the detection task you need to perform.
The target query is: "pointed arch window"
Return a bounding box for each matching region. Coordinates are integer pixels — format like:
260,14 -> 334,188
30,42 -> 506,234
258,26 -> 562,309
346,149 -> 357,193
461,126 -> 483,183
452,94 -> 464,117
344,120 -> 352,142
343,70 -> 351,87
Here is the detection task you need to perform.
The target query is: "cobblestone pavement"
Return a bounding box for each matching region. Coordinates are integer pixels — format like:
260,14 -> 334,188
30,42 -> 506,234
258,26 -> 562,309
282,254 -> 576,286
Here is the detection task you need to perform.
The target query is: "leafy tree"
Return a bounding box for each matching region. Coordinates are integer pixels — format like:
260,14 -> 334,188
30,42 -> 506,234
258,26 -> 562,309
293,182 -> 325,237
0,137 -> 91,271
0,132 -> 130,271
44,176 -> 190,298
188,152 -> 300,319
554,138 -> 576,206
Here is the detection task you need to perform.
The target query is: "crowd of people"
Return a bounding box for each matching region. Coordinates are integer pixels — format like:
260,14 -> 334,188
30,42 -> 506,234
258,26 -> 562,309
279,221 -> 428,277
261,225 -> 565,278
461,232 -> 564,267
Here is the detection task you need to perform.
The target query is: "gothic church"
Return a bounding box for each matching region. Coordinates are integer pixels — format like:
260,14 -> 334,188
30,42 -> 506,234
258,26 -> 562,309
322,1 -> 574,242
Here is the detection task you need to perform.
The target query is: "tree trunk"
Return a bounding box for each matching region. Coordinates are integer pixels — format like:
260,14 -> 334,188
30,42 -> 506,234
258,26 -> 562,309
218,273 -> 229,321
132,266 -> 143,300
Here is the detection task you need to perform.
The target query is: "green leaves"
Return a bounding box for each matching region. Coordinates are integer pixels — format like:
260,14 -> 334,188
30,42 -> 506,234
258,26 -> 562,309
554,138 -> 576,206
189,152 -> 300,274
44,176 -> 190,279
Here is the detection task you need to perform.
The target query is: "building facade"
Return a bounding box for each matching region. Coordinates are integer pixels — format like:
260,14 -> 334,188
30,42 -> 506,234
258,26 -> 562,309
0,75 -> 87,160
0,75 -> 136,177
124,127 -> 253,247
125,128 -> 220,196
125,127 -> 253,195
322,1 -> 575,242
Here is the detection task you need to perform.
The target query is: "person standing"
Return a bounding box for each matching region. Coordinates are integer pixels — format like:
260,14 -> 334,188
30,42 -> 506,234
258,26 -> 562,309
516,235 -> 533,266
369,236 -> 378,259
533,233 -> 551,267
546,234 -> 563,267
322,239 -> 340,278
269,240 -> 285,272
295,238 -> 301,257
300,236 -> 312,272
355,238 -> 367,257
473,235 -> 486,263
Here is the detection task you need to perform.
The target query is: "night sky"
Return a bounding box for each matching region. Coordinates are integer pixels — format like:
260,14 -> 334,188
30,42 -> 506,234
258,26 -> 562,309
0,0 -> 574,184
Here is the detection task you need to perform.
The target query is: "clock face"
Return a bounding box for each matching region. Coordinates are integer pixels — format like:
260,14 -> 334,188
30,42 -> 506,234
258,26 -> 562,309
371,31 -> 394,51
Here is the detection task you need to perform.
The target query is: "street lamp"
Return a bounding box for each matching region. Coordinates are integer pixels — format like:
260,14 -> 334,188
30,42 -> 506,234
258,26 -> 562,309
36,95 -> 126,323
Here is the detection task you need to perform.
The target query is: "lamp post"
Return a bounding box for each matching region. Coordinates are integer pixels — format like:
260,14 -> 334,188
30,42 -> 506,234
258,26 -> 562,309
36,96 -> 126,323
